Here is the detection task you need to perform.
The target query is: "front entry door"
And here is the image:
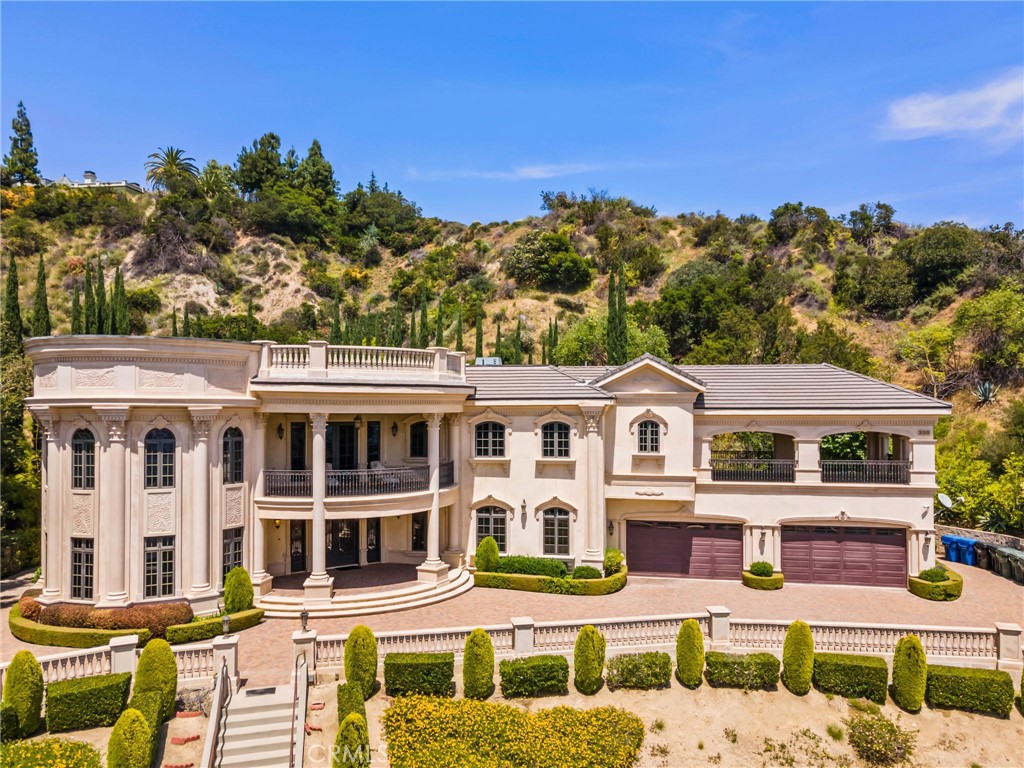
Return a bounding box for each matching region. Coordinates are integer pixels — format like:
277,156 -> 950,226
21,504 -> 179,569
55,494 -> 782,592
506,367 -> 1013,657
365,518 -> 381,563
290,521 -> 306,573
326,520 -> 359,568
327,422 -> 357,470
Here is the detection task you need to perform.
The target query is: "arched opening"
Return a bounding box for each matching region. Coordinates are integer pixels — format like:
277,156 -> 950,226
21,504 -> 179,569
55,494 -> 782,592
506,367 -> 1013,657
819,431 -> 910,484
710,431 -> 795,482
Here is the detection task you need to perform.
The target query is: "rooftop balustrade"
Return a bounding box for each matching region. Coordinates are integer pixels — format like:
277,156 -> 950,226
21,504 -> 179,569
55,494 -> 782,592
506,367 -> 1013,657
256,341 -> 466,382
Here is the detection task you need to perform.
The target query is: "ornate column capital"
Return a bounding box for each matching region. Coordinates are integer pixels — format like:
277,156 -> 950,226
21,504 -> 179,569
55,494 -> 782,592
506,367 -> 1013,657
580,406 -> 604,434
425,413 -> 444,430
29,407 -> 60,441
94,407 -> 130,443
191,415 -> 214,441
310,412 -> 328,435
254,412 -> 269,430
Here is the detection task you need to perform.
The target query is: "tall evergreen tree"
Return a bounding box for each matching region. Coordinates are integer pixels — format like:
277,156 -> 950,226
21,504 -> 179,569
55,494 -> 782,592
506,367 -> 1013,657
434,300 -> 443,347
541,334 -> 548,365
455,306 -> 463,352
71,283 -> 82,334
418,301 -> 429,348
494,320 -> 502,359
329,285 -> 343,345
2,252 -> 23,355
31,252 -> 50,337
93,261 -> 106,335
474,313 -> 483,358
171,307 -> 178,337
1,101 -> 40,186
607,259 -> 627,365
113,268 -> 130,335
552,318 -> 559,349
616,258 -> 627,353
409,303 -> 417,348
83,266 -> 95,334
182,305 -> 191,337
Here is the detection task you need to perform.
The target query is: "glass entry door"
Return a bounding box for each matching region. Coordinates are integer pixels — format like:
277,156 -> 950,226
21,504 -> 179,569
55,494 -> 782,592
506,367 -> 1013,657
326,520 -> 359,568
327,422 -> 357,470
290,521 -> 306,573
365,518 -> 381,563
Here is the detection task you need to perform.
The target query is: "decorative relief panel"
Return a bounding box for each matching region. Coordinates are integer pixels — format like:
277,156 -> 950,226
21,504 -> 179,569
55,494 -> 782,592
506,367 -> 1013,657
37,366 -> 58,389
223,486 -> 243,527
71,493 -> 93,535
207,366 -> 245,392
137,367 -> 184,389
73,366 -> 115,388
146,491 -> 175,534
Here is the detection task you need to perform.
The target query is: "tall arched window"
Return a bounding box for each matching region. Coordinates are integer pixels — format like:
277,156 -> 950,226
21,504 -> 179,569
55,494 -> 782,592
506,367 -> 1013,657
476,506 -> 507,552
543,508 -> 571,556
222,427 -> 244,484
145,428 -> 176,488
475,422 -> 505,457
541,422 -> 571,458
71,428 -> 96,489
637,420 -> 661,454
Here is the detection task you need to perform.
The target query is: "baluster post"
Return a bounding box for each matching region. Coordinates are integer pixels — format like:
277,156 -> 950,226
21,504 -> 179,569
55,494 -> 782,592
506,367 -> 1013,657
995,623 -> 1023,678
707,606 -> 732,651
511,616 -> 535,657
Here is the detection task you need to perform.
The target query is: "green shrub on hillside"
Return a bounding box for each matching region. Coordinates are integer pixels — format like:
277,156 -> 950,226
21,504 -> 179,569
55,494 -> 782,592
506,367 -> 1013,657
106,708 -> 153,768
675,619 -> 705,688
344,625 -> 378,700
333,712 -> 370,768
337,681 -> 367,724
2,650 -> 43,737
474,537 -> 499,573
605,652 -> 672,690
45,672 -> 132,732
126,691 -> 163,732
0,701 -> 20,742
384,652 -> 454,697
781,621 -> 814,695
891,635 -> 926,712
925,665 -> 1014,717
499,655 -> 569,698
813,653 -> 888,704
573,625 -> 606,695
223,566 -> 254,614
133,639 -> 178,723
463,628 -> 495,700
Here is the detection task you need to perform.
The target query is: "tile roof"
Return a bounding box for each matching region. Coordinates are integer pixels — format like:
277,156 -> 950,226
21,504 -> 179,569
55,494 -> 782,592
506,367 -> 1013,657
465,365 -> 612,401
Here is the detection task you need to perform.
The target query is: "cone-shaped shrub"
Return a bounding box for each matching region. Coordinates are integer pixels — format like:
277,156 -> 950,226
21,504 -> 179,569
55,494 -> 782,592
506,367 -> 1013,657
107,708 -> 153,768
333,712 -> 370,767
1,650 -> 43,737
134,638 -> 178,722
574,625 -> 606,695
675,618 -> 704,688
781,620 -> 814,695
344,625 -> 378,700
892,634 -> 927,712
223,566 -> 254,614
475,536 -> 499,573
463,628 -> 495,700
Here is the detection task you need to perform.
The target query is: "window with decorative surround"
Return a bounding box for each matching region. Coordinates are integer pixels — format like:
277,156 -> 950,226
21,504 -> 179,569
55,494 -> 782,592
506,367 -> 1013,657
71,538 -> 94,600
476,506 -> 507,552
543,508 -> 571,556
71,428 -> 96,489
145,428 -> 176,489
475,422 -> 506,457
144,535 -> 175,598
541,422 -> 571,458
222,527 -> 243,578
637,420 -> 661,453
222,427 -> 244,484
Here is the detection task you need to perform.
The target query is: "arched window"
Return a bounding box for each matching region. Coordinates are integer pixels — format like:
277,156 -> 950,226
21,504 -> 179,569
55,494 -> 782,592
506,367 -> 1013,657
222,427 -> 244,484
543,508 -> 571,556
476,506 -> 507,552
145,428 -> 176,489
541,422 -> 571,458
637,420 -> 661,454
409,421 -> 427,458
475,422 -> 505,457
71,428 -> 96,489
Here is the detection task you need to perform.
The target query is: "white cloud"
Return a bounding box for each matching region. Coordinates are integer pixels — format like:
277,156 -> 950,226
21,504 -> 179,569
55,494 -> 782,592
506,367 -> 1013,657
882,69 -> 1024,145
408,163 -> 600,182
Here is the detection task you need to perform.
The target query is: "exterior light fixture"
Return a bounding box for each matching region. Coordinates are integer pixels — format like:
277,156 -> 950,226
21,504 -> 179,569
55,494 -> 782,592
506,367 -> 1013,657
274,519 -> 281,529
277,423 -> 285,440
607,521 -> 615,536
759,530 -> 767,544
222,614 -> 231,637
353,415 -> 362,429
391,422 -> 399,437
300,610 -> 309,632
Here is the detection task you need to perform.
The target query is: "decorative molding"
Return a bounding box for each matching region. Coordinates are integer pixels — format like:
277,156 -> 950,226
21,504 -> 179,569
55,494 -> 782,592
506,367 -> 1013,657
534,496 -> 579,521
634,488 -> 665,497
71,493 -> 93,535
73,366 -> 115,388
255,412 -> 269,430
146,491 -> 175,534
37,366 -> 58,389
628,409 -> 668,436
137,367 -> 184,389
580,406 -> 604,434
470,494 -> 515,518
191,415 -> 214,441
96,409 -> 130,442
466,408 -> 513,431
51,355 -> 247,367
532,408 -> 580,436
224,486 -> 244,527
425,413 -> 444,430
310,413 -> 328,434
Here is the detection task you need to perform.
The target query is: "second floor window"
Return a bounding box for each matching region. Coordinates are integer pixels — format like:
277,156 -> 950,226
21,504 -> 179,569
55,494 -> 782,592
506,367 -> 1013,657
410,421 -> 427,458
637,420 -> 661,454
223,427 -> 244,484
72,428 -> 96,489
145,428 -> 176,489
475,422 -> 505,457
541,422 -> 571,458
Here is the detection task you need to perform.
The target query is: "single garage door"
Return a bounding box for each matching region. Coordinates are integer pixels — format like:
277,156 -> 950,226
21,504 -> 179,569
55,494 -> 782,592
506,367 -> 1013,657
781,526 -> 907,587
627,521 -> 742,579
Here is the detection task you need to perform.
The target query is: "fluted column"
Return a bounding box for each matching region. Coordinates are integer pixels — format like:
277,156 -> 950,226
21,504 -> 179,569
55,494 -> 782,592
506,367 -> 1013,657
96,408 -> 129,606
581,406 -> 606,568
304,413 -> 333,603
35,410 -> 62,601
189,410 -> 215,595
417,413 -> 449,584
251,413 -> 271,594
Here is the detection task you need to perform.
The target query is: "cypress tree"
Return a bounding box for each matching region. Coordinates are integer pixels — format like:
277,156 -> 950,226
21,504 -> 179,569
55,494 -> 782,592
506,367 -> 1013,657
513,319 -> 523,364
93,261 -> 106,335
455,305 -> 463,352
171,307 -> 178,337
1,101 -> 41,186
552,318 -> 559,348
606,266 -> 620,364
83,266 -> 95,334
329,286 -> 343,345
71,283 -> 82,334
434,300 -> 443,347
105,275 -> 116,335
616,258 -> 627,355
30,252 -> 50,337
474,313 -> 483,358
541,334 -> 547,365
494,320 -> 502,359
2,252 -> 23,355
182,305 -> 191,337
114,268 -> 130,335
418,301 -> 429,348
409,303 -> 416,348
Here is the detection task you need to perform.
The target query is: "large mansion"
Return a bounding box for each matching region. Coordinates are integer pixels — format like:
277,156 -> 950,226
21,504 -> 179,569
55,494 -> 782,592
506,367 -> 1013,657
25,337 -> 950,614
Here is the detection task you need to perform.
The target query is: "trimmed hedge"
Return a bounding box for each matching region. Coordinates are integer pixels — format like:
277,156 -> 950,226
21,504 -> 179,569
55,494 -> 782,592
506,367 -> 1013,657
126,691 -> 163,732
812,653 -> 888,704
605,652 -> 672,690
384,652 -> 454,697
892,635 -> 927,713
908,567 -> 962,601
573,625 -> 605,695
45,672 -> 132,733
106,708 -> 153,768
917,567 -> 948,582
463,628 -> 495,700
133,639 -> 178,723
2,650 -> 43,738
164,608 -> 264,644
24,598 -> 193,639
781,621 -> 814,695
474,567 -> 628,596
741,571 -> 784,590
570,565 -> 603,580
749,561 -> 774,578
1,736 -> 103,768
675,618 -> 705,688
223,566 -> 254,614
496,556 -> 567,578
0,701 -> 20,742
925,665 -> 1014,717
475,536 -> 499,573
705,652 -> 780,690
333,712 -> 370,768
499,655 -> 569,698
9,604 -> 152,648
603,548 -> 625,577
337,682 -> 367,724
344,626 -> 378,700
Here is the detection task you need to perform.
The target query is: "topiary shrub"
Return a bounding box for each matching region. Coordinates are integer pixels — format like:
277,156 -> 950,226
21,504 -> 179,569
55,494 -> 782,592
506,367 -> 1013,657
18,594 -> 41,621
463,628 -> 495,700
705,652 -> 780,690
907,567 -> 962,601
133,638 -> 178,723
749,561 -> 774,577
781,621 -> 814,695
813,653 -> 888,704
605,652 -> 672,690
891,635 -> 926,713
925,665 -> 1014,717
337,681 -> 367,723
0,701 -> 20,742
223,566 -> 254,614
106,708 -> 153,768
2,650 -> 43,737
570,565 -> 602,580
675,618 -> 705,688
916,567 -> 948,583
384,652 -> 454,697
474,567 -> 628,596
126,691 -> 163,733
573,625 -> 606,695
333,712 -> 370,768
344,625 -> 378,700
496,556 -> 566,578
603,548 -> 625,577
475,537 -> 499,573
499,655 -> 569,698
741,570 -> 785,590
45,672 -> 132,732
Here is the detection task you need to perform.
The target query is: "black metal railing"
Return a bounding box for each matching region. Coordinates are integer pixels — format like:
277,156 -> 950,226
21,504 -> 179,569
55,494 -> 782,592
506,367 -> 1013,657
709,458 -> 796,482
439,460 -> 455,488
819,460 -> 911,485
264,461 -> 456,497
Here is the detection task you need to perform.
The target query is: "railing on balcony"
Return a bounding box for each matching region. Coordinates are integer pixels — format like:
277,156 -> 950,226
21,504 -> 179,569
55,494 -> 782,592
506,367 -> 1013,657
710,458 -> 796,482
264,461 -> 456,497
820,460 -> 911,485
327,345 -> 435,371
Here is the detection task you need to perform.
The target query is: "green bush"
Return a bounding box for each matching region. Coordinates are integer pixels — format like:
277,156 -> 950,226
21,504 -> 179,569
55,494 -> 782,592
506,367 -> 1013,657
45,672 -> 132,733
133,638 -> 178,723
605,652 -> 672,690
907,567 -> 962,601
813,653 -> 888,704
1,736 -> 102,768
28,598 -> 192,639
8,604 -> 152,648
475,537 -> 499,573
916,567 -> 948,583
164,608 -> 264,644
474,567 -> 627,596
675,618 -> 705,688
570,565 -> 602,580
344,626 -> 378,700
844,713 -> 916,766
2,650 -> 43,737
106,708 -> 153,768
463,628 -> 495,700
496,556 -> 567,578
126,691 -> 163,732
223,567 -> 254,614
891,635 -> 926,713
749,561 -> 774,577
0,700 -> 20,742
705,652 -> 780,690
333,712 -> 370,768
603,548 -> 624,577
925,665 -> 1014,717
781,621 -> 814,695
337,682 -> 367,724
384,652 -> 454,697
741,571 -> 785,590
499,655 -> 569,698
573,625 -> 605,695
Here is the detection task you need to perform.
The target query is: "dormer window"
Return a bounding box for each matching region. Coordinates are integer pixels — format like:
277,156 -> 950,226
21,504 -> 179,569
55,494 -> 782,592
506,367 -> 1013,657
637,420 -> 661,453
475,422 -> 505,457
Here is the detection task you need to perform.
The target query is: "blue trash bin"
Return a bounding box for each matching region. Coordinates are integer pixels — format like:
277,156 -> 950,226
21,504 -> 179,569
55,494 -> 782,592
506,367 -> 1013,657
958,538 -> 977,566
941,535 -> 959,562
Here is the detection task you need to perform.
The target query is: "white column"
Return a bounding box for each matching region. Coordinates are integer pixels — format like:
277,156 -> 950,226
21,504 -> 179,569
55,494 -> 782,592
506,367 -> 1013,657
189,410 -> 215,596
304,413 -> 333,603
417,413 -> 449,584
695,435 -> 713,481
581,406 -> 605,568
794,438 -> 821,484
445,415 -> 463,556
36,410 -> 62,601
909,437 -> 937,486
96,408 -> 129,606
251,414 -> 271,594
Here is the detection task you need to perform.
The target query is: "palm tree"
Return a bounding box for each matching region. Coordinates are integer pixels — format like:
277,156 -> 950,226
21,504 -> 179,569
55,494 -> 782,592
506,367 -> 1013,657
144,147 -> 199,190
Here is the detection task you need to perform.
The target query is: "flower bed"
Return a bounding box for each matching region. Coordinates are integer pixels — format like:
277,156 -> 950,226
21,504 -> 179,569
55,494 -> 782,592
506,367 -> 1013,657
474,567 -> 627,596
8,604 -> 152,648
0,736 -> 102,768
907,565 -> 962,601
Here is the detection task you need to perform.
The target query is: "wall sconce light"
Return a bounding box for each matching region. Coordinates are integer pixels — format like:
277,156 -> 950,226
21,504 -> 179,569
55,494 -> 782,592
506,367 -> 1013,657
274,519 -> 281,530
607,521 -> 615,537
300,610 -> 309,632
277,423 -> 285,440
759,530 -> 767,545
353,415 -> 362,429
391,422 -> 399,438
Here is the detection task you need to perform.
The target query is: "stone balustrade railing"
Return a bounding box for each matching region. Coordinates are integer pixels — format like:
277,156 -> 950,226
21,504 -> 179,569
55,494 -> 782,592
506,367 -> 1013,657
257,341 -> 466,381
313,623 -> 517,668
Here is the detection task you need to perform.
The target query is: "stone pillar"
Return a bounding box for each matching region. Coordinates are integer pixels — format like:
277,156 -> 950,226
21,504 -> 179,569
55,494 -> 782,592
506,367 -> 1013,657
417,414 -> 449,584
794,438 -> 821,484
707,605 -> 732,651
109,634 -> 140,675
35,410 -> 62,601
212,633 -> 241,691
511,616 -> 535,657
694,436 -> 713,480
292,628 -> 317,678
251,414 -> 272,595
189,409 -> 217,597
96,408 -> 129,606
358,519 -> 368,567
581,406 -> 605,569
909,437 -> 937,486
445,415 -> 463,557
304,413 -> 333,604
995,623 -> 1024,681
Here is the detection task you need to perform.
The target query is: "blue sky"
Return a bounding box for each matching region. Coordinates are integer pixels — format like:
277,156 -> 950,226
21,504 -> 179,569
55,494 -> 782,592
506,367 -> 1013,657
3,2 -> 1022,226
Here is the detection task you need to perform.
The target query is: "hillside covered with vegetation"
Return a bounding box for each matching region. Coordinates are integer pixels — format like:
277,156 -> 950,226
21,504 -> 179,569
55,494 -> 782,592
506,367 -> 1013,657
1,105 -> 1022,572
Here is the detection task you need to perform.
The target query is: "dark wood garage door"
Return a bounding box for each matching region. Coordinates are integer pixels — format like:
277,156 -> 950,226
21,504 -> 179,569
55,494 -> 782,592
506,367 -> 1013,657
627,522 -> 742,579
781,526 -> 907,587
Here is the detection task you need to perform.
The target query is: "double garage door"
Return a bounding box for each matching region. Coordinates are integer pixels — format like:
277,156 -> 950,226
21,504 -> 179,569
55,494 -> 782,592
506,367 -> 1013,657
781,526 -> 907,587
627,522 -> 742,579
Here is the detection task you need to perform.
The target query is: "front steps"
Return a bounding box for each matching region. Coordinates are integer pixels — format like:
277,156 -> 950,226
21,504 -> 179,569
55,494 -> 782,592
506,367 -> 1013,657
218,686 -> 295,768
256,566 -> 474,618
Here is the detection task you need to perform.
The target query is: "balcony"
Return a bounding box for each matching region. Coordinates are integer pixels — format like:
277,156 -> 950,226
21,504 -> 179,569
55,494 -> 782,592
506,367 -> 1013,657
710,457 -> 796,483
255,341 -> 466,383
820,460 -> 911,485
264,461 -> 456,498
